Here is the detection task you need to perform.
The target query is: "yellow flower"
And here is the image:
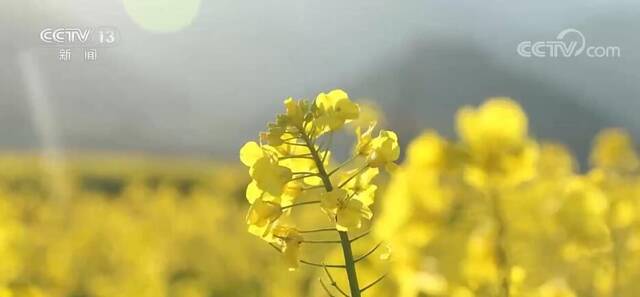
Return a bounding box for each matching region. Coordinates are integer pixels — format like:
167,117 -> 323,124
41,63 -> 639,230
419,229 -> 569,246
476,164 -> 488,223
239,141 -> 265,167
611,199 -> 637,228
456,98 -> 528,153
463,223 -> 499,287
315,89 -> 360,131
250,157 -> 292,197
320,189 -> 373,231
354,123 -> 376,156
339,167 -> 379,206
262,124 -> 286,146
557,178 -> 610,250
276,142 -> 316,172
414,271 -> 448,295
273,225 -> 304,271
349,101 -> 383,131
320,189 -> 347,213
455,98 -> 537,188
510,266 -> 528,295
245,180 -> 262,203
451,287 -> 475,297
538,143 -> 576,178
245,180 -> 300,206
405,130 -> 463,172
242,142 -> 295,199
590,128 -> 639,172
246,198 -> 282,238
283,97 -> 306,127
240,89 -> 398,285
593,264 -> 614,296
463,141 -> 538,189
367,130 -> 400,170
537,279 -> 576,297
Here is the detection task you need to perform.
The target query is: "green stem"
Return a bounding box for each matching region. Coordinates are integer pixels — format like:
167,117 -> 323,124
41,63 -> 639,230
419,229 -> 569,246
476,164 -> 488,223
328,154 -> 358,176
301,131 -> 362,297
355,242 -> 382,263
338,166 -> 367,189
607,200 -> 622,297
299,227 -> 337,234
280,200 -> 320,210
360,273 -> 387,293
338,231 -> 361,296
490,190 -> 510,297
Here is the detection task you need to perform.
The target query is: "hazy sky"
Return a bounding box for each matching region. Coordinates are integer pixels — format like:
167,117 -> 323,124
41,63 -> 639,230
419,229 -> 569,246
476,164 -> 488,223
1,0 -> 639,161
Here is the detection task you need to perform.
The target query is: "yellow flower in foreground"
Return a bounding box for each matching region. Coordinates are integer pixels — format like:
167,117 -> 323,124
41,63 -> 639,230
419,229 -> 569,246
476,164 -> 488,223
245,180 -> 300,206
246,198 -> 282,238
349,101 -> 383,131
250,157 -> 292,197
368,130 -> 400,170
284,97 -> 306,127
239,141 -> 265,167
339,167 -> 379,206
262,124 -> 286,146
273,225 -> 303,271
241,90 -> 397,295
320,189 -> 373,231
354,124 -> 376,156
315,89 -> 359,131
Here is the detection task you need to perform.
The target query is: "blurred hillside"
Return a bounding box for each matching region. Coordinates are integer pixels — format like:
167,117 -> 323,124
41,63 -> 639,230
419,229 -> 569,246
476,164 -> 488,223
1,0 -> 638,165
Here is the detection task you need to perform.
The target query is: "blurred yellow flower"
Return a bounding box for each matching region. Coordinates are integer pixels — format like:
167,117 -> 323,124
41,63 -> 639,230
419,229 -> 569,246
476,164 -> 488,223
590,128 -> 639,172
456,98 -> 528,153
463,223 -> 499,287
456,98 -> 538,189
557,177 -> 610,250
537,279 -> 576,297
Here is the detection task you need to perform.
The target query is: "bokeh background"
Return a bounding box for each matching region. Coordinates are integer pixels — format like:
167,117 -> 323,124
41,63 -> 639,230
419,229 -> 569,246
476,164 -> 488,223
2,0 -> 640,161
1,1 -> 640,297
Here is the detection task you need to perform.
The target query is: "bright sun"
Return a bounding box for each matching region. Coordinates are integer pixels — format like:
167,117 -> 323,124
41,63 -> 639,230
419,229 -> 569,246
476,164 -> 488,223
123,0 -> 201,33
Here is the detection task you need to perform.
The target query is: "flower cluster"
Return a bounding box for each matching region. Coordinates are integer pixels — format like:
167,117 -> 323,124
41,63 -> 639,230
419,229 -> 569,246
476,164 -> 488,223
375,98 -> 640,297
0,155 -> 270,297
240,89 -> 399,296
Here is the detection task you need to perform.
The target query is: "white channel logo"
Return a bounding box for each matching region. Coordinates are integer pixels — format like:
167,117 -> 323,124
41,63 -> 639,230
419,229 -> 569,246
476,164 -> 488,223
517,28 -> 620,58
40,27 -> 119,47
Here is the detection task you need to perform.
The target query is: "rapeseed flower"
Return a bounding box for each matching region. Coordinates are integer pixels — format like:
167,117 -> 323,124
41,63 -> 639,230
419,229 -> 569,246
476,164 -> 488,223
240,89 -> 396,297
